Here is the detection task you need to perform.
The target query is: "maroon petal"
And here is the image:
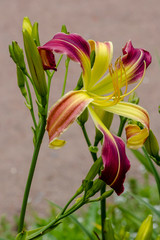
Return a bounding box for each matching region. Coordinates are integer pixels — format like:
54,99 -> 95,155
38,33 -> 90,71
38,49 -> 57,70
100,130 -> 130,195
122,40 -> 152,83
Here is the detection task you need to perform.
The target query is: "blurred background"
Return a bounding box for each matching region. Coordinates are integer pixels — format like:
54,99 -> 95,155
1,0 -> 160,218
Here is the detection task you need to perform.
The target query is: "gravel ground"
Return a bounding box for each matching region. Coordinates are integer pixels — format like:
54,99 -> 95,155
1,0 -> 160,218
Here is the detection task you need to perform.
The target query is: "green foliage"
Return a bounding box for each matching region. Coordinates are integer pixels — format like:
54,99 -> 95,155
1,177 -> 160,240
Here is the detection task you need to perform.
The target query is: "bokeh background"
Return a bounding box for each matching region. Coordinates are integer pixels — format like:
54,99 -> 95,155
1,0 -> 160,218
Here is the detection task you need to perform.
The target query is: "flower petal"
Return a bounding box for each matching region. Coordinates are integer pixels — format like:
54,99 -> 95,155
38,49 -> 57,70
125,124 -> 149,149
88,106 -> 130,195
87,40 -> 113,88
100,130 -> 130,195
98,101 -> 149,149
90,41 -> 151,95
122,40 -> 152,83
38,33 -> 91,88
46,90 -> 93,149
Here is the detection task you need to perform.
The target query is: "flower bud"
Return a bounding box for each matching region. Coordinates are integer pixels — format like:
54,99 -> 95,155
9,41 -> 26,72
144,130 -> 159,158
85,157 -> 103,181
61,24 -> 69,34
22,17 -> 47,97
135,215 -> 153,240
77,107 -> 89,125
85,179 -> 105,198
17,66 -> 29,103
32,22 -> 40,46
128,92 -> 139,105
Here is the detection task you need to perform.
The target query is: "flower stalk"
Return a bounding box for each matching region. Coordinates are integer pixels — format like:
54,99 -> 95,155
18,114 -> 46,233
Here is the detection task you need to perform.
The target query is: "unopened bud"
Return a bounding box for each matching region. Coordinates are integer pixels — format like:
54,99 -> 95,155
17,66 -> 29,102
144,130 -> 159,158
74,73 -> 83,90
77,107 -> 89,125
22,17 -> 47,97
32,22 -> 40,46
86,179 -> 105,198
9,41 -> 26,71
135,215 -> 153,240
128,92 -> 139,105
85,157 -> 103,181
61,24 -> 69,34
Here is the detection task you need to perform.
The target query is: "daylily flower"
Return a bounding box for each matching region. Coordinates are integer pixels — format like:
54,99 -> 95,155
39,33 -> 151,195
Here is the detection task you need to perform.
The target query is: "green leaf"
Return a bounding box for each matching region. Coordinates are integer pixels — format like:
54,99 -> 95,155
131,149 -> 153,174
47,201 -> 96,240
117,206 -> 142,227
129,193 -> 160,218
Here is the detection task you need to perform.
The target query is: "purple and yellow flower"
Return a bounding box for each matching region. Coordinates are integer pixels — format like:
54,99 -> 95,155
39,33 -> 151,195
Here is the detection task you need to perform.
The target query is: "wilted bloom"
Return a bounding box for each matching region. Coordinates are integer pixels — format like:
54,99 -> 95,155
39,33 -> 151,195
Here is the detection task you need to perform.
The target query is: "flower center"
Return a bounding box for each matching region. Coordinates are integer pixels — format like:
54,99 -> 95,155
91,57 -> 128,107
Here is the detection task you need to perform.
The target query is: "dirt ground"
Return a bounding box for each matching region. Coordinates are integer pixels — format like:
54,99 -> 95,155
1,0 -> 160,219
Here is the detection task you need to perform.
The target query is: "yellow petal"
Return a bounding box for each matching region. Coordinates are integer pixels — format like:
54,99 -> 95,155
87,40 -> 113,90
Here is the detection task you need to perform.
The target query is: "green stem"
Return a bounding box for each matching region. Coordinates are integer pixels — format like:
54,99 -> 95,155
47,55 -> 63,111
25,79 -> 37,129
18,114 -> 46,233
60,186 -> 83,215
80,124 -> 97,162
142,146 -> 160,197
117,117 -> 127,137
100,184 -> 106,240
80,123 -> 106,239
61,57 -> 70,97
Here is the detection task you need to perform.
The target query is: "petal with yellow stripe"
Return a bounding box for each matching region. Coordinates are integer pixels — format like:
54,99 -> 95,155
88,40 -> 113,89
46,90 -> 93,149
88,106 -> 130,195
38,33 -> 91,88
